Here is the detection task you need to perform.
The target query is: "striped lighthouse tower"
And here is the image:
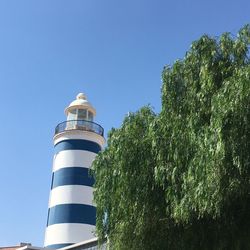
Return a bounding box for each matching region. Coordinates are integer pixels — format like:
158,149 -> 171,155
44,93 -> 105,249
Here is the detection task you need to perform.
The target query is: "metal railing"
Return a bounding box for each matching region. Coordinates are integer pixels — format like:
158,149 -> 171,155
55,120 -> 104,136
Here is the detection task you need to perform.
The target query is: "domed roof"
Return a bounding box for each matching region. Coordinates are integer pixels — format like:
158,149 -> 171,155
65,93 -> 96,116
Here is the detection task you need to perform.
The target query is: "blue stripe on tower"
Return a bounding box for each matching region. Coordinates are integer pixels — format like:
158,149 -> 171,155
47,204 -> 96,226
51,167 -> 94,189
54,139 -> 101,154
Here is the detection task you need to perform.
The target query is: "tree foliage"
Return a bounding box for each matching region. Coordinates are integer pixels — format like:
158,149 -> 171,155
92,25 -> 250,249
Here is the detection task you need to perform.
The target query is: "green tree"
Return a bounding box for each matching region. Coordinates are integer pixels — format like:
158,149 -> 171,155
92,25 -> 250,250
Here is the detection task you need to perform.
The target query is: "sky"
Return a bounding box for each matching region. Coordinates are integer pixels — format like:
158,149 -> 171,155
0,0 -> 249,246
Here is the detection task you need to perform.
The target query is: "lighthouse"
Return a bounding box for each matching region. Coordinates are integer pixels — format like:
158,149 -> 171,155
44,93 -> 105,249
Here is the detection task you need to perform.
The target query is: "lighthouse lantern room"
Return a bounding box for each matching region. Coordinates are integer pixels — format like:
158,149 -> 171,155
65,93 -> 95,122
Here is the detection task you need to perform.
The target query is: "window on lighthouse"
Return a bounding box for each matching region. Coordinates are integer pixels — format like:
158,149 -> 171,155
88,111 -> 94,121
78,109 -> 87,120
67,109 -> 77,121
67,109 -> 93,121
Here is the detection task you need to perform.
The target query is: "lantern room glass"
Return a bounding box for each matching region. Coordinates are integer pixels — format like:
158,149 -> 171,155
67,109 -> 94,121
88,111 -> 93,121
78,109 -> 87,120
67,109 -> 77,121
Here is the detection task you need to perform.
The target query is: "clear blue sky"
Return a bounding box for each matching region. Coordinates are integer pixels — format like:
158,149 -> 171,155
0,0 -> 249,246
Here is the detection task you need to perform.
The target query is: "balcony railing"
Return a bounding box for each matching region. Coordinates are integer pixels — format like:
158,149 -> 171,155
55,120 -> 104,136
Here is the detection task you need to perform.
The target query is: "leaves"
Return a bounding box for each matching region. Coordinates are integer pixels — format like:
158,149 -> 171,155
93,25 -> 250,249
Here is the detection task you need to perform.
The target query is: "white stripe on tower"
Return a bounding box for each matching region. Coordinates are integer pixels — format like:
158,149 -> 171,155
45,224 -> 96,247
49,185 -> 94,208
53,150 -> 96,172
